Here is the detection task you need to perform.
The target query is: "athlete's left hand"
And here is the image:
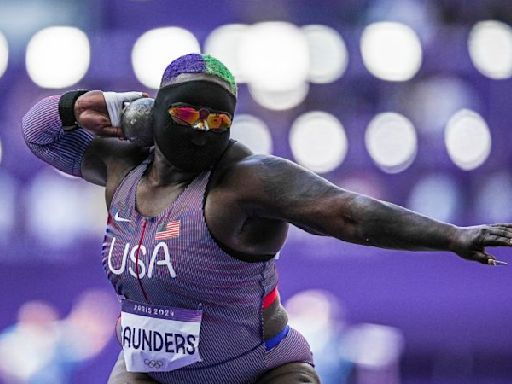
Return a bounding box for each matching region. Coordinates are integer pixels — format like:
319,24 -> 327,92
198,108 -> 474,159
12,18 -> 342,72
451,224 -> 511,265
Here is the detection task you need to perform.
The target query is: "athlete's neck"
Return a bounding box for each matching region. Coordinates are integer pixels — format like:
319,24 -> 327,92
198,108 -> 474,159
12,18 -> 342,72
145,146 -> 199,186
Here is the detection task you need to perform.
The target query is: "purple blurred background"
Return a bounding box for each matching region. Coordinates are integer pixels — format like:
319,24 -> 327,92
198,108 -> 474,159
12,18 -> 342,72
1,0 -> 512,383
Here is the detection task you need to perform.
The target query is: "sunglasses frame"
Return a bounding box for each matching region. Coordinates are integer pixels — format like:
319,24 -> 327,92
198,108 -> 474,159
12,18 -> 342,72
168,103 -> 232,132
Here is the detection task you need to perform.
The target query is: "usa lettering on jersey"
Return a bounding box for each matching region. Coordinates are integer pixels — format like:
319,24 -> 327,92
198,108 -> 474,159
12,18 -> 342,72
107,237 -> 177,278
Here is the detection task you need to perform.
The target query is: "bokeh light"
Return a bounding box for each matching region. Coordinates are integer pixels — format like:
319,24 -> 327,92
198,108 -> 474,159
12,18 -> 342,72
27,171 -> 105,250
475,172 -> 512,222
248,82 -> 309,110
365,113 -> 417,173
290,112 -> 347,173
132,27 -> 200,89
239,22 -> 309,91
26,26 -> 90,88
405,77 -> 478,134
231,114 -> 272,154
0,32 -> 7,80
344,324 -> 404,368
302,25 -> 348,83
204,24 -> 248,83
0,171 -> 15,245
444,109 -> 491,171
407,174 -> 459,222
361,22 -> 422,81
286,290 -> 344,351
468,20 -> 512,79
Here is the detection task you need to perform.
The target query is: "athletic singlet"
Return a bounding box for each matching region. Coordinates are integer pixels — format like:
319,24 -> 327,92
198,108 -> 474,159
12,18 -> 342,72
101,155 -> 313,383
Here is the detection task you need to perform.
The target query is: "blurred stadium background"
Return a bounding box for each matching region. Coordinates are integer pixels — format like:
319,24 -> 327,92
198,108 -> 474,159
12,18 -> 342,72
1,0 -> 512,383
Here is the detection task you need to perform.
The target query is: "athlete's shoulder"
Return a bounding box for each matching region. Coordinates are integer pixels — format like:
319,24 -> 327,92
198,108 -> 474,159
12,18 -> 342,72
223,139 -> 253,162
222,140 -> 294,169
216,142 -> 297,194
231,151 -> 296,176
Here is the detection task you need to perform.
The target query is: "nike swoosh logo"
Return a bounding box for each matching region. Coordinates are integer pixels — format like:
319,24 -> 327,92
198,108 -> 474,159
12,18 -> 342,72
114,212 -> 131,223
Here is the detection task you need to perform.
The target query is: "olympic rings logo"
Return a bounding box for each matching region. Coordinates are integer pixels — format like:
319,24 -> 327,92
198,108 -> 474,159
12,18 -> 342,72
144,359 -> 164,369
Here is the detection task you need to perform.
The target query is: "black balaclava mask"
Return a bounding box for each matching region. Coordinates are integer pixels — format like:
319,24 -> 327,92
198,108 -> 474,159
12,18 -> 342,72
152,80 -> 236,172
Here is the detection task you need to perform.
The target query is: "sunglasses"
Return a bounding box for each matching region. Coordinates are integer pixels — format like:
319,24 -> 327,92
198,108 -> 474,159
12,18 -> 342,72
168,104 -> 232,132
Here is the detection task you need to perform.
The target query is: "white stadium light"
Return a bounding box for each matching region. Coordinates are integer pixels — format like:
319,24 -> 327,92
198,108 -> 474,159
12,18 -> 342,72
204,24 -> 248,83
444,109 -> 491,171
290,112 -> 347,173
361,22 -> 422,81
365,113 -> 417,173
239,22 -> 309,91
248,82 -> 309,111
231,114 -> 273,154
468,20 -> 512,79
26,26 -> 90,89
302,25 -> 348,83
132,27 -> 200,89
0,32 -> 8,80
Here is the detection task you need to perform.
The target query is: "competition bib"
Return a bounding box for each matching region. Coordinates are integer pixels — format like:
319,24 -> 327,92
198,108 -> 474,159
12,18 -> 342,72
121,299 -> 202,372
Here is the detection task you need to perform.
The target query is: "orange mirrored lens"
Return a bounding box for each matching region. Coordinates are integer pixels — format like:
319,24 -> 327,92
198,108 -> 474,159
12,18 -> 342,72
169,106 -> 231,131
206,113 -> 232,130
169,106 -> 200,125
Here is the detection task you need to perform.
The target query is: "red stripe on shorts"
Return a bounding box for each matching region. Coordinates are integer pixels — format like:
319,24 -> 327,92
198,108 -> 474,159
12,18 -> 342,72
262,287 -> 278,309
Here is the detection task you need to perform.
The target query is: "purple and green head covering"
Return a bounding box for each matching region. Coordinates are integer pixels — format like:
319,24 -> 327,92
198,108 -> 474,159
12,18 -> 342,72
159,53 -> 237,97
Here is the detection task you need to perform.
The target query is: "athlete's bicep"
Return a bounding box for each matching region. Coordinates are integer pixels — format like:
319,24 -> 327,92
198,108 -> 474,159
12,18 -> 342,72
233,155 -> 360,238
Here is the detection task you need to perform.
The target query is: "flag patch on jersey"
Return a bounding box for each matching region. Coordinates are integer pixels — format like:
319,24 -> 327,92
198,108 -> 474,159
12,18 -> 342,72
155,220 -> 181,241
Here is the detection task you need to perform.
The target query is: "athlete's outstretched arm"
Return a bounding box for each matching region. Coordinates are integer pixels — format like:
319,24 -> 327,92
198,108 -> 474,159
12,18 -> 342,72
22,90 -> 148,187
231,155 -> 511,265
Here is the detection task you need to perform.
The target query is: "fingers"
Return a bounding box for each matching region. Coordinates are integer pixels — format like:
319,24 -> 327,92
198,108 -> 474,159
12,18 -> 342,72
79,110 -> 110,132
488,259 -> 508,266
473,251 -> 490,264
78,110 -> 124,138
96,126 -> 125,139
457,226 -> 510,265
474,251 -> 508,266
488,229 -> 512,237
478,227 -> 512,246
488,224 -> 512,237
485,256 -> 508,266
480,233 -> 512,246
491,223 -> 512,229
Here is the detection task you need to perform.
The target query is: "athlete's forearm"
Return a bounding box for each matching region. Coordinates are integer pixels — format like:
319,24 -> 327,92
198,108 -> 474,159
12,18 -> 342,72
22,94 -> 94,177
347,194 -> 458,251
